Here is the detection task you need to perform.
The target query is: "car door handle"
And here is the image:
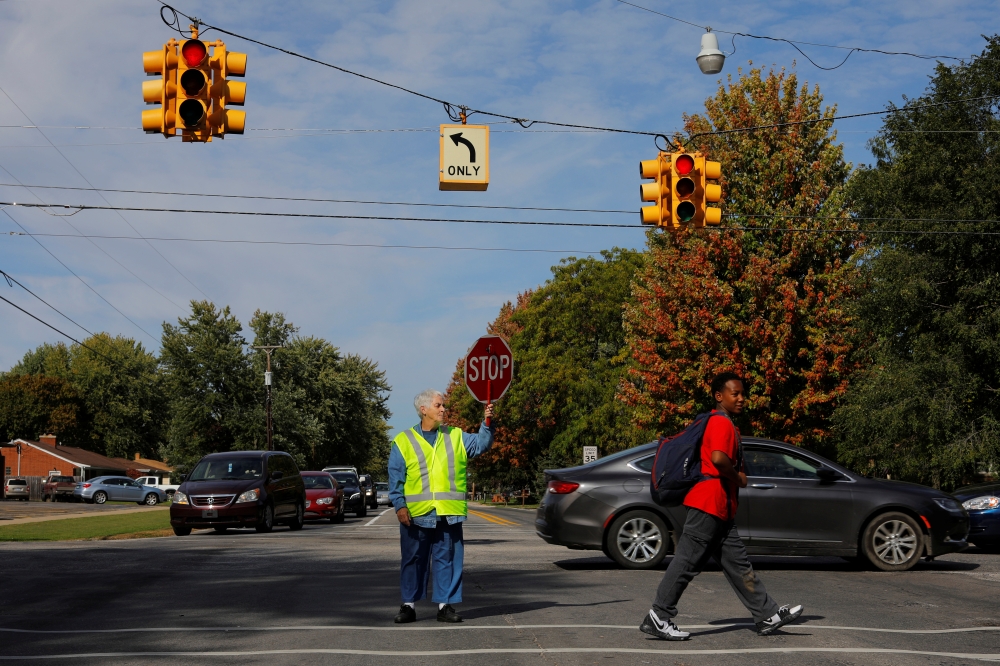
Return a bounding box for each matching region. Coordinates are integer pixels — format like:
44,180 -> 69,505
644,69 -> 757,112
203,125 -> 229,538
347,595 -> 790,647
750,483 -> 776,489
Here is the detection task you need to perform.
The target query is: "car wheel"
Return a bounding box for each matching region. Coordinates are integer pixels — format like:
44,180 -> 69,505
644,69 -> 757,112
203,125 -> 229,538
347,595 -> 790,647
289,503 -> 305,531
606,510 -> 670,570
356,504 -> 367,518
43,494 -> 50,502
143,493 -> 160,506
255,503 -> 275,533
93,491 -> 108,505
862,512 -> 924,572
172,526 -> 192,536
332,502 -> 346,524
166,489 -> 175,497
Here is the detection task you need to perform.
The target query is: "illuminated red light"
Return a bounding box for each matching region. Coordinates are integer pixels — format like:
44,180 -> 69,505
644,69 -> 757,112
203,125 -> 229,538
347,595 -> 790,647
181,40 -> 207,67
547,480 -> 580,494
675,154 -> 694,175
82,483 -> 91,488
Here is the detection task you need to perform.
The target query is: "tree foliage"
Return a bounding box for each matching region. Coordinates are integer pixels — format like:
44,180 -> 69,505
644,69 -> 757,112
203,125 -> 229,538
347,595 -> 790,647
833,38 -> 1000,488
621,67 -> 860,456
445,250 -> 647,493
0,373 -> 85,444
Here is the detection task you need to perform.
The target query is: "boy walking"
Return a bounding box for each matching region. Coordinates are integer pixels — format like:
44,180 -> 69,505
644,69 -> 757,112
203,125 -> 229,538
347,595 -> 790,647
640,372 -> 803,640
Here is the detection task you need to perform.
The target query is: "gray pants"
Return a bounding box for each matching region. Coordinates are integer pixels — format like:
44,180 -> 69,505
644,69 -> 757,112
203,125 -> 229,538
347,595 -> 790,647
653,508 -> 779,623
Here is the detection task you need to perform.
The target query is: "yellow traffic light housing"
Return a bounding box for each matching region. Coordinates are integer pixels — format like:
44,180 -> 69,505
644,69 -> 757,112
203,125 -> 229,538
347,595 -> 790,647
699,156 -> 723,226
671,152 -> 698,226
141,40 -> 178,136
639,152 -> 674,228
141,25 -> 247,143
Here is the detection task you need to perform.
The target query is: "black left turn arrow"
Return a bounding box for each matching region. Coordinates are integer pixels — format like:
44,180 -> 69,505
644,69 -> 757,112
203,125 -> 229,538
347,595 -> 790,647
450,132 -> 477,163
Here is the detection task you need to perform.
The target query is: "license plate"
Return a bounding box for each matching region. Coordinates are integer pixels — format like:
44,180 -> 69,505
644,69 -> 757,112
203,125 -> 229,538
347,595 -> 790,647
201,509 -> 218,519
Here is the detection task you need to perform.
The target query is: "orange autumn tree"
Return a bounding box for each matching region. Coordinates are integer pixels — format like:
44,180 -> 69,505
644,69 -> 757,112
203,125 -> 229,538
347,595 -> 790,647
620,66 -> 862,456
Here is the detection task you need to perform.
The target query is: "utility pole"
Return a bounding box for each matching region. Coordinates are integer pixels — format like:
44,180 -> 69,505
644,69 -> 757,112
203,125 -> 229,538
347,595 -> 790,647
251,346 -> 283,451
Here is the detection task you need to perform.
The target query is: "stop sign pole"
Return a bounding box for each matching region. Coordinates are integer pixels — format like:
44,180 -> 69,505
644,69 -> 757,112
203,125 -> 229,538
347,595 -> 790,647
464,335 -> 513,427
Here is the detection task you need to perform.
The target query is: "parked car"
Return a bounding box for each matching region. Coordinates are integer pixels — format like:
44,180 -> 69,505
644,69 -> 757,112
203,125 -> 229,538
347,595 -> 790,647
953,482 -> 1000,551
327,471 -> 366,517
42,475 -> 76,502
536,438 -> 970,572
376,481 -> 390,506
73,477 -> 167,505
4,478 -> 29,501
135,476 -> 180,497
303,472 -> 345,523
169,451 -> 306,536
358,474 -> 378,509
322,465 -> 358,476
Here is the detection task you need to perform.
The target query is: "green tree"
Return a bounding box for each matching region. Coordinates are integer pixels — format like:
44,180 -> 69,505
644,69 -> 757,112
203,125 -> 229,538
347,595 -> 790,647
834,37 -> 1000,488
621,67 -> 859,457
160,301 -> 255,470
445,250 -> 647,492
0,374 -> 86,444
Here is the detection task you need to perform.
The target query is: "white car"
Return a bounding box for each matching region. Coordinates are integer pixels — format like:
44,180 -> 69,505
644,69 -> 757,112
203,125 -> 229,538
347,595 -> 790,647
135,476 -> 180,497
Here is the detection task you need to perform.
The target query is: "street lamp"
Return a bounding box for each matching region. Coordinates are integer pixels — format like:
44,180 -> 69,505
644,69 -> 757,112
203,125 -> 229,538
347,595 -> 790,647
251,345 -> 283,451
697,29 -> 725,74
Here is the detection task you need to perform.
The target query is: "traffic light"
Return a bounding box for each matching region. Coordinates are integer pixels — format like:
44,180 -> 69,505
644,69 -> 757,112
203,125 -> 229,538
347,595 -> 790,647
639,152 -> 675,228
698,155 -> 723,226
671,152 -> 698,226
209,43 -> 247,138
176,38 -> 213,141
141,39 -> 178,136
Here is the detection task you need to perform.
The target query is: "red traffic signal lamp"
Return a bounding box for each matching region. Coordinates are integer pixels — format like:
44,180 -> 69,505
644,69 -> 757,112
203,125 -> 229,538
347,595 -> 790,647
639,152 -> 675,228
671,153 -> 698,225
176,38 -> 212,141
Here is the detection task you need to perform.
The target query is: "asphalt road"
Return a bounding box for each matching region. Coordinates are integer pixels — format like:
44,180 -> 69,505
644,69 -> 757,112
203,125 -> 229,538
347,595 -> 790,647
2,504 -> 999,664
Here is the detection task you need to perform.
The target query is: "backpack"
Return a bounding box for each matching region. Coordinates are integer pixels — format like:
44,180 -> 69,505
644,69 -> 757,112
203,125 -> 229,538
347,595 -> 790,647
649,411 -> 717,507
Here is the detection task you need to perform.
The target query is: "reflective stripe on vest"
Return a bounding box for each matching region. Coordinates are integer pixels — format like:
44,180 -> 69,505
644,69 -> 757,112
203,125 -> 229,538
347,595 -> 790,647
395,426 -> 467,516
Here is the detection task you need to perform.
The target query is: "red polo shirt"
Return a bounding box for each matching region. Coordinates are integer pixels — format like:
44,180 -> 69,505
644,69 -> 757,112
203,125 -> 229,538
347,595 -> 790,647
683,411 -> 741,521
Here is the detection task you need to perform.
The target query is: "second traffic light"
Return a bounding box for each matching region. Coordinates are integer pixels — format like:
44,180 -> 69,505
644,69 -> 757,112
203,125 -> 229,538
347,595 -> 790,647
639,152 -> 675,229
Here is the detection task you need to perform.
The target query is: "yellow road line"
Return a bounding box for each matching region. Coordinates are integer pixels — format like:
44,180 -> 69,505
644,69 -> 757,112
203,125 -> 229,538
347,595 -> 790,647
467,509 -> 518,526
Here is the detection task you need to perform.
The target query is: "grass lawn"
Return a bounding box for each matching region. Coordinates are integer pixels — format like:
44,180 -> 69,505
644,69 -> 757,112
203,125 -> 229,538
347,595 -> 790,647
0,510 -> 173,541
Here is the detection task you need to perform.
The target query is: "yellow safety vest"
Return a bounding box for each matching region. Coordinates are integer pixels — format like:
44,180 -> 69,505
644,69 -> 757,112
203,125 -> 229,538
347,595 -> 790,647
393,425 -> 468,517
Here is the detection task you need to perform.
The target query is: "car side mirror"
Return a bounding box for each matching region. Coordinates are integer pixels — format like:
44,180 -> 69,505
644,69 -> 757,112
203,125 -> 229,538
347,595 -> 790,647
816,468 -> 839,483
271,471 -> 284,481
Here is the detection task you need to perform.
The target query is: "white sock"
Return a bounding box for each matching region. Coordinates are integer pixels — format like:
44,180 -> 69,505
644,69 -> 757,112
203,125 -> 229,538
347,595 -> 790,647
404,602 -> 415,609
439,603 -> 447,610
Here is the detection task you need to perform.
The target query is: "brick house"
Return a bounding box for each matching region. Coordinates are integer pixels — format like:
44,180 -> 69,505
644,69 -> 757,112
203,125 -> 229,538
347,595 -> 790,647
3,435 -> 128,480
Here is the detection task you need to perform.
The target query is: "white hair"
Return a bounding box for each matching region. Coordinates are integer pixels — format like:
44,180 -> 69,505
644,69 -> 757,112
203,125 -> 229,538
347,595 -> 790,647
414,389 -> 444,416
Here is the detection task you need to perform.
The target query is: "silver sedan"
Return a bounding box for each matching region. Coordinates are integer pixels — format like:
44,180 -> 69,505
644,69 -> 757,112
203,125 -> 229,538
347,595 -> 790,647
73,476 -> 168,505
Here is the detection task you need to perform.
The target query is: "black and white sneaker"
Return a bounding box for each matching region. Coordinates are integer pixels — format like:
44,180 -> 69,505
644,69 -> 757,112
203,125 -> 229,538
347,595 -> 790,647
639,610 -> 690,641
756,604 -> 803,635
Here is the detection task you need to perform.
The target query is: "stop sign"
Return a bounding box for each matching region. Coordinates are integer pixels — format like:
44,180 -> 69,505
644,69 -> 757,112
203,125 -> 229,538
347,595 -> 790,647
464,335 -> 514,404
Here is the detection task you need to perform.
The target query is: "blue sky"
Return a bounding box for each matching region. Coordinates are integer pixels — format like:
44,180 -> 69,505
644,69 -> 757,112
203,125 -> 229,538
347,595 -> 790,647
0,0 -> 995,442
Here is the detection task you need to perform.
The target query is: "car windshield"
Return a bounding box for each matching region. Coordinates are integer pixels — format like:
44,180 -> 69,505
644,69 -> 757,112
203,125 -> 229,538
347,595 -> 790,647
53,476 -> 74,482
189,458 -> 263,481
376,483 -> 388,491
303,475 -> 334,489
332,472 -> 358,485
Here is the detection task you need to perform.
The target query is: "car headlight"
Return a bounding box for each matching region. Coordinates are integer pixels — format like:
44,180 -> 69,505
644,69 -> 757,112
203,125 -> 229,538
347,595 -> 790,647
933,498 -> 965,512
316,497 -> 334,505
350,492 -> 360,500
173,491 -> 188,505
236,488 -> 260,503
962,495 -> 1000,511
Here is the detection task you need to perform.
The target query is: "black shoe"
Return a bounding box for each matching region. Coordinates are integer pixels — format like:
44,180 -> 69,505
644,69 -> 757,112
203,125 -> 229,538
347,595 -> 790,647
639,610 -> 690,641
437,604 -> 462,623
756,604 -> 803,635
394,604 -> 416,624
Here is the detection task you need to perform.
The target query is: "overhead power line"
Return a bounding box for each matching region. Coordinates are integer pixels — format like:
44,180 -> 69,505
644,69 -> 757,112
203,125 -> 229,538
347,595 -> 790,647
615,0 -> 985,70
155,2 -> 997,146
0,292 -> 119,364
0,269 -> 94,338
0,183 -> 635,215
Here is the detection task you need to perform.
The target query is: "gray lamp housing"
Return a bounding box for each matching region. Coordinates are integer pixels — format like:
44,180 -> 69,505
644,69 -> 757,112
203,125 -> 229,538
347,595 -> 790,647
697,30 -> 725,74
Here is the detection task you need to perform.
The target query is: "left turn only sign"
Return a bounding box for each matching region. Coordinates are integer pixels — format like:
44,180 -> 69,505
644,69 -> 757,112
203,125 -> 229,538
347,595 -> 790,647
439,124 -> 489,191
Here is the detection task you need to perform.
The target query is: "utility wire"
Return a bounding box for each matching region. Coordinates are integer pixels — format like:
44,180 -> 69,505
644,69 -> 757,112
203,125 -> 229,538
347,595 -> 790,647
4,201 -> 1000,228
0,269 -> 94,338
0,184 -> 635,215
615,0 -> 984,70
0,84 -> 210,305
0,292 -> 120,364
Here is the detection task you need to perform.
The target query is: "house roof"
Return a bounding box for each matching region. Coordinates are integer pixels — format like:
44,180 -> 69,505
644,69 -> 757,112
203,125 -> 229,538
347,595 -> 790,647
109,457 -> 173,473
14,439 -> 128,473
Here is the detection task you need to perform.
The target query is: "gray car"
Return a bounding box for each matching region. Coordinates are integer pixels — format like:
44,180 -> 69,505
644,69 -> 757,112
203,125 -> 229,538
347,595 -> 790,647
536,438 -> 970,572
375,482 -> 390,506
73,476 -> 168,506
4,478 -> 30,500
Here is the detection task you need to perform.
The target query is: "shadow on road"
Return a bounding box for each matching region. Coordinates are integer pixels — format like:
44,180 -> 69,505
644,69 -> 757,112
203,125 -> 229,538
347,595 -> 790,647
462,598 -> 631,620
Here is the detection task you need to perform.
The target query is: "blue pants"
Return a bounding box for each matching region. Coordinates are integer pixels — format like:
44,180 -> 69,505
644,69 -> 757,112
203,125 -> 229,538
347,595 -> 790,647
399,520 -> 464,604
